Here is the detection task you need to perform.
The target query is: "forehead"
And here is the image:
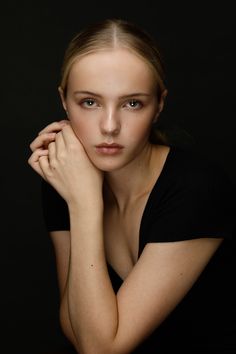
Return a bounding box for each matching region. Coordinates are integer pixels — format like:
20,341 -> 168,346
67,49 -> 156,94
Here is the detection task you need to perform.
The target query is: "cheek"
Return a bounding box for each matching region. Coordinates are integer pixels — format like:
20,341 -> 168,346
66,102 -> 92,140
124,118 -> 153,143
69,117 -> 93,144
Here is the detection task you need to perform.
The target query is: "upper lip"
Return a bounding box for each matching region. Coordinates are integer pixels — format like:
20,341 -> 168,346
96,143 -> 124,148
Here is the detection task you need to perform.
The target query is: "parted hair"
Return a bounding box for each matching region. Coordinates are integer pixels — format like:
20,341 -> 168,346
59,18 -> 194,147
60,18 -> 166,100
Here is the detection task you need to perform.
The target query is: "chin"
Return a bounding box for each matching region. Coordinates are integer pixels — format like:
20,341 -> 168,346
91,158 -> 128,172
95,162 -> 124,172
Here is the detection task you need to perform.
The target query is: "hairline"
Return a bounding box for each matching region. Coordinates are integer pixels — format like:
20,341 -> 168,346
60,46 -> 164,96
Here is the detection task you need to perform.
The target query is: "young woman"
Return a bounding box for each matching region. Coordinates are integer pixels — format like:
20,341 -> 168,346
28,19 -> 235,353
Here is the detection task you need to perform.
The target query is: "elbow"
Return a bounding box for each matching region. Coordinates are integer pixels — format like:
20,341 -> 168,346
74,340 -> 128,354
59,301 -> 80,352
59,303 -> 125,354
59,304 -> 71,340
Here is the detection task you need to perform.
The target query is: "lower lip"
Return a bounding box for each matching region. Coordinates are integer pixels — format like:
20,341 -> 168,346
95,146 -> 124,155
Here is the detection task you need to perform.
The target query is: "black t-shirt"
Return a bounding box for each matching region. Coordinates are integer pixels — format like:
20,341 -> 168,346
41,145 -> 236,353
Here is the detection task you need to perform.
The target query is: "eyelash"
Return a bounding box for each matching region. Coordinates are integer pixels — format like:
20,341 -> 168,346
126,100 -> 143,109
81,99 -> 97,108
79,98 -> 143,109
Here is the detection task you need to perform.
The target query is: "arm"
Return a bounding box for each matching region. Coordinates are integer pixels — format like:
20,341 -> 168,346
28,122 -> 223,353
66,202 -> 223,354
50,217 -> 222,354
50,231 -> 79,350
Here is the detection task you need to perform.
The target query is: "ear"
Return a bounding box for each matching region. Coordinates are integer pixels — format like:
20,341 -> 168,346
58,86 -> 67,112
153,89 -> 168,123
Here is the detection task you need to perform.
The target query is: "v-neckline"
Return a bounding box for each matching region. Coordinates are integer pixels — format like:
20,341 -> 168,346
107,145 -> 176,282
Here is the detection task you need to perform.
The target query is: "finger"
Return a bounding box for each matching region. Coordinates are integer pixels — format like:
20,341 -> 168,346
48,141 -> 57,168
38,120 -> 69,135
30,132 -> 57,152
38,155 -> 52,177
61,124 -> 83,148
55,130 -> 66,157
28,149 -> 49,179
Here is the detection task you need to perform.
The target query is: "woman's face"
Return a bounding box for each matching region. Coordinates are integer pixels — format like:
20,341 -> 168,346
60,48 -> 166,172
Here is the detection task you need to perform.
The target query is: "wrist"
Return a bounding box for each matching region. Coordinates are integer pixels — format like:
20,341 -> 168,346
68,197 -> 104,218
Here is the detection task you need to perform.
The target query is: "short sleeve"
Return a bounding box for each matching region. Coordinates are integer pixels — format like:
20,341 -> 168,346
144,162 -> 235,243
41,179 -> 70,232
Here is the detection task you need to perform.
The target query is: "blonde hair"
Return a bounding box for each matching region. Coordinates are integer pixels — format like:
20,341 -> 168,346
60,18 -> 166,100
59,18 -> 174,145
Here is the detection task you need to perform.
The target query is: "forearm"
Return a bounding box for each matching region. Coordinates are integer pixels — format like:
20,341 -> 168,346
67,204 -> 119,354
60,290 -> 81,351
50,231 -> 80,350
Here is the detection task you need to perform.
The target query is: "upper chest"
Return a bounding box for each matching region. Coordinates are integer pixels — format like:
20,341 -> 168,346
103,145 -> 171,280
103,195 -> 149,280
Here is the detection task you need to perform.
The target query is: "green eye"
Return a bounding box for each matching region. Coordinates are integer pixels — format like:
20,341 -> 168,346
83,99 -> 96,107
127,100 -> 142,109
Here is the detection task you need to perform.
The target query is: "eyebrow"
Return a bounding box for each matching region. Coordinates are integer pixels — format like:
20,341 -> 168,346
73,90 -> 152,98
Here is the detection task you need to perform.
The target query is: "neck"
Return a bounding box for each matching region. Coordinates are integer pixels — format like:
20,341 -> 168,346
104,143 -> 165,212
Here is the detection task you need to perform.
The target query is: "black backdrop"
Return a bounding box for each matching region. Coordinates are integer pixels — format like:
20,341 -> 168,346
2,1 -> 235,353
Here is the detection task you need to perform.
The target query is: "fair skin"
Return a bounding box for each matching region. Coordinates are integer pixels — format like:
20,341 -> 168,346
28,48 -> 222,354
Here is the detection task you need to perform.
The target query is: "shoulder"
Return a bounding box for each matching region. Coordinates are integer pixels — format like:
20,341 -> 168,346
165,146 -> 236,215
170,145 -> 220,176
167,146 -> 235,193
143,146 -> 235,243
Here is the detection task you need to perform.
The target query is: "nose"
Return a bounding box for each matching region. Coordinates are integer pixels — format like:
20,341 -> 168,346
100,108 -> 121,136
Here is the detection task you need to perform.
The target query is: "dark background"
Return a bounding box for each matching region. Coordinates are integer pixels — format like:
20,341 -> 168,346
2,1 -> 235,353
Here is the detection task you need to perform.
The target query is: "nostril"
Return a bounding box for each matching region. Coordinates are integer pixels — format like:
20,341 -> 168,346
100,117 -> 121,136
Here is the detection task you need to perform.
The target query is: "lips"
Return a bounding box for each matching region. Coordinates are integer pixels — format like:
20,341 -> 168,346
95,143 -> 124,155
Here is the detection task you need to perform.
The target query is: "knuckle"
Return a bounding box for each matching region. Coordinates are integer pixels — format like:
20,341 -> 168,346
28,151 -> 36,163
45,170 -> 54,178
57,151 -> 66,161
49,158 -> 58,169
48,140 -> 55,148
55,131 -> 61,140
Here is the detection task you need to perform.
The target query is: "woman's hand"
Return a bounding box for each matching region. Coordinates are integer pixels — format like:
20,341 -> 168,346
28,120 -> 103,208
28,120 -> 68,178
